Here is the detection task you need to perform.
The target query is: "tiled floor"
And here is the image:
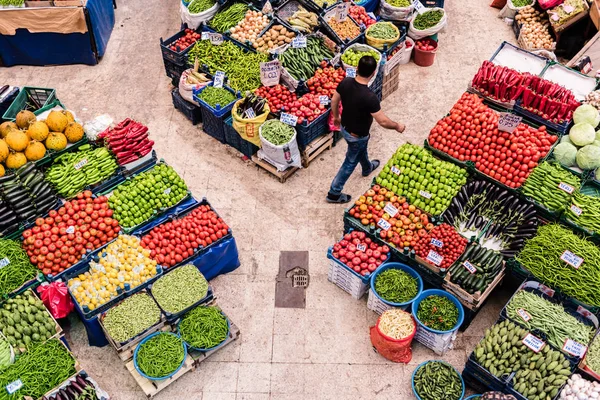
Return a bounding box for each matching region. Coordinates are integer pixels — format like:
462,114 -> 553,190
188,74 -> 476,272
2,0 -> 518,398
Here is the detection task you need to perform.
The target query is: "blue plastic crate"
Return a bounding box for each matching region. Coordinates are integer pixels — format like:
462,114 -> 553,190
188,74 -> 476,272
224,116 -> 259,158
172,88 -> 202,125
193,83 -> 240,117
295,109 -> 331,149
514,101 -> 571,135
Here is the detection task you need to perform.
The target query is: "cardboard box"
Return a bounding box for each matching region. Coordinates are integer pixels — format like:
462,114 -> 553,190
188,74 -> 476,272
591,0 -> 600,30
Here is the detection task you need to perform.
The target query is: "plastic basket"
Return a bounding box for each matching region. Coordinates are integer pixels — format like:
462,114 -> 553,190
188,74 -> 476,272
224,116 -> 259,158
411,360 -> 465,400
160,27 -> 202,66
2,87 -> 57,121
133,332 -> 187,381
177,309 -> 231,352
295,109 -> 331,149
369,262 -> 423,309
412,289 -> 465,334
200,107 -> 227,143
193,83 -> 241,118
172,88 -> 202,125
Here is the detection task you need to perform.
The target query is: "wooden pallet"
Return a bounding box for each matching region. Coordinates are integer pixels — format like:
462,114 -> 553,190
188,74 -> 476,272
110,319 -> 170,362
126,355 -> 195,399
251,155 -> 299,183
301,132 -> 334,168
189,320 -> 241,366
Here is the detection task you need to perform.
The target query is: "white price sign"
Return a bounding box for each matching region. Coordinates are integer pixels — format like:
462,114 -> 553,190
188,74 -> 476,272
262,0 -> 272,13
280,113 -> 298,127
357,243 -> 366,252
560,250 -> 584,269
260,60 -> 281,87
498,112 -> 522,133
213,71 -> 225,88
413,0 -> 426,14
245,108 -> 256,119
0,258 -> 9,269
391,166 -> 401,175
577,305 -> 593,319
570,204 -> 583,216
377,218 -> 391,231
6,380 -> 22,395
563,338 -> 587,358
335,2 -> 350,21
522,333 -> 545,353
430,238 -> 443,248
209,33 -> 223,45
201,32 -> 209,40
517,308 -> 532,322
384,203 -> 398,217
419,190 -> 432,199
539,284 -> 555,297
558,182 -> 575,194
164,188 -> 172,195
426,250 -> 443,266
463,261 -> 477,274
346,67 -> 356,78
319,95 -> 330,105
74,158 -> 88,170
291,36 -> 307,48
66,226 -> 75,234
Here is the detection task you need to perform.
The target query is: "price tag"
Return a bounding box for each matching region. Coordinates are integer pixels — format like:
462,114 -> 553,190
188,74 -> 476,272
522,333 -> 545,353
563,338 -> 587,357
391,166 -> 401,175
367,12 -> 376,19
213,71 -> 225,88
413,0 -> 426,14
260,60 -> 281,87
0,258 -> 9,269
419,190 -> 432,199
209,33 -> 223,45
357,243 -> 366,252
201,32 -> 209,40
164,188 -> 172,196
498,112 -> 522,133
291,36 -> 307,48
560,250 -> 584,269
426,250 -> 443,266
463,261 -> 477,274
570,204 -> 583,216
538,284 -> 555,297
384,202 -> 399,217
558,182 -> 575,194
245,108 -> 256,119
261,0 -> 272,13
517,308 -> 532,322
335,2 -> 350,21
66,226 -> 75,234
577,305 -> 593,319
377,218 -> 391,231
74,158 -> 88,170
346,67 -> 356,78
6,379 -> 22,395
331,53 -> 341,65
430,238 -> 443,248
319,95 -> 330,105
280,113 -> 298,127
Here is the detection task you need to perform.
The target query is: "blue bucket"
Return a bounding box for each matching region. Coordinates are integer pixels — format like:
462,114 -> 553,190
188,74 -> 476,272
412,289 -> 464,334
370,262 -> 423,309
411,360 -> 465,400
465,396 -> 482,400
133,332 -> 187,381
177,309 -> 231,352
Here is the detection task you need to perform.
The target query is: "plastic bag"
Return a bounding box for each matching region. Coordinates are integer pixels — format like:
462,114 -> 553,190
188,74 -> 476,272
232,99 -> 270,147
341,43 -> 382,87
257,123 -> 302,171
179,69 -> 210,104
408,8 -> 447,40
84,114 -> 113,142
369,313 -> 417,363
180,0 -> 219,29
377,0 -> 415,21
538,0 -> 561,9
328,102 -> 342,132
37,282 -> 74,319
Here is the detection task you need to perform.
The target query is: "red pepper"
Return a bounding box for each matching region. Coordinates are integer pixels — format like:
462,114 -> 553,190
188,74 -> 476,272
139,146 -> 153,157
539,96 -> 548,113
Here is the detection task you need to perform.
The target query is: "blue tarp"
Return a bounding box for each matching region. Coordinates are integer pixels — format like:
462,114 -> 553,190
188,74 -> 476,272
86,0 -> 115,57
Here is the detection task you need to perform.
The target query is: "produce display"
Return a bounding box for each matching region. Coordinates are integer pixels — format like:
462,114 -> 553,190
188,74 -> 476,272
254,84 -> 297,114
135,333 -> 185,379
97,118 -> 154,166
473,319 -> 570,399
325,16 -> 360,41
108,163 -> 188,229
45,145 -> 119,198
387,40 -> 411,60
331,230 -> 390,277
167,28 -> 200,53
275,93 -> 328,124
42,373 -> 102,400
548,0 -> 586,29
586,337 -> 600,376
306,63 -> 346,98
197,86 -> 237,109
415,38 -> 437,52
516,6 -> 556,50
412,9 -> 444,31
511,0 -> 532,6
378,309 -> 415,340
0,290 -> 56,355
260,120 -> 296,145
519,73 -> 580,124
284,7 -> 319,33
553,105 -> 600,171
279,36 -> 335,81
376,144 -> 468,215
0,0 -> 24,7
311,0 -> 338,8
521,161 -> 581,212
234,93 -> 268,119
565,187 -> 600,233
341,47 -> 380,67
385,0 -> 410,5
413,361 -> 463,400
414,223 -> 468,270
229,10 -> 270,45
0,337 -> 11,371
374,268 -> 418,303
505,289 -> 594,351
365,22 -> 397,41
151,264 -> 209,315
68,235 -> 160,311
584,90 -> 600,110
0,339 -> 77,400
102,292 -> 161,343
349,6 -> 375,27
209,3 -> 249,33
516,223 -> 600,307
559,374 -> 600,399
447,244 -> 503,295
470,61 -> 525,103
416,294 -> 459,331
22,192 -> 120,276
179,305 -> 228,349
140,203 -> 229,267
0,239 -> 37,297
254,24 -> 295,52
187,0 -> 215,13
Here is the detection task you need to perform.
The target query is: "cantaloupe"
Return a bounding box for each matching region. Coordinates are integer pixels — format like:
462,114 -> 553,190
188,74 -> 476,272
5,152 -> 27,169
64,110 -> 75,123
0,139 -> 8,163
0,165 -> 5,177
45,111 -> 68,132
15,110 -> 35,129
45,132 -> 67,150
25,141 -> 46,161
5,130 -> 29,152
27,121 -> 49,142
0,122 -> 17,139
64,122 -> 84,143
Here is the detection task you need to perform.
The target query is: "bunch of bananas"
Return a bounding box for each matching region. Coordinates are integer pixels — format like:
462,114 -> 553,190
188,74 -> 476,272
286,7 -> 319,33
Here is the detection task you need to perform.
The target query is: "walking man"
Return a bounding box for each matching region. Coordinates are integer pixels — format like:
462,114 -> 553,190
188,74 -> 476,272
326,55 -> 406,204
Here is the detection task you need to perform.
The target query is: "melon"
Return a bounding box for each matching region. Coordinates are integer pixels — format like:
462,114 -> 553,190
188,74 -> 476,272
5,130 -> 29,152
45,111 -> 68,133
15,110 -> 36,129
64,122 -> 84,143
0,122 -> 17,139
5,152 -> 27,169
64,110 -> 75,123
45,132 -> 67,151
0,165 -> 4,177
27,121 -> 49,142
0,139 -> 8,163
25,141 -> 46,161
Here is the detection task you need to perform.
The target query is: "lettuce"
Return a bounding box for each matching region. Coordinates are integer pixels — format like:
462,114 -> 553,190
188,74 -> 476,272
576,145 -> 600,170
553,142 -> 577,167
569,123 -> 596,146
574,104 -> 600,127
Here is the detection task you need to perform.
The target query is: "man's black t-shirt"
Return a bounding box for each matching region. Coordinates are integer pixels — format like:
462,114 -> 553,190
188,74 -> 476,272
336,77 -> 381,137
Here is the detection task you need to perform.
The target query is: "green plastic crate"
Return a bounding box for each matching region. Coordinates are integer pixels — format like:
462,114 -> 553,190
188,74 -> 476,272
2,87 -> 57,121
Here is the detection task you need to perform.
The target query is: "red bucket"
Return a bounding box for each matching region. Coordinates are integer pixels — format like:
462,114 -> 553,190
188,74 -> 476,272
413,38 -> 438,67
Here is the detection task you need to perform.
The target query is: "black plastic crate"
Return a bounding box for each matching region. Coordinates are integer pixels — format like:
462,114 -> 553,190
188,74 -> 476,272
224,116 -> 259,158
172,88 -> 202,125
163,58 -> 187,86
514,102 -> 571,135
463,353 -> 509,393
200,107 -> 227,143
160,27 -> 201,66
295,109 -> 331,149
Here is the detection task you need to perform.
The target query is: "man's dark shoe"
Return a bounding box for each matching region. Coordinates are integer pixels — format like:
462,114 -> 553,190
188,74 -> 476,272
362,160 -> 380,177
326,193 -> 351,204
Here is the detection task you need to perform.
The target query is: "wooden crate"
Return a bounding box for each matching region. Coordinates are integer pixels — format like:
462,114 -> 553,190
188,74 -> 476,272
251,155 -> 300,183
126,355 -> 195,399
414,254 -> 444,275
382,65 -> 400,101
442,267 -> 506,311
591,0 -> 600,30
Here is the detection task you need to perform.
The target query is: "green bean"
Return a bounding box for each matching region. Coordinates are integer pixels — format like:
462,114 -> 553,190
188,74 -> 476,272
506,290 -> 594,350
417,295 -> 458,331
103,293 -> 161,343
586,336 -> 600,374
511,0 -> 532,6
198,86 -> 237,109
516,223 -> 600,307
413,361 -> 462,400
151,264 -> 209,314
566,189 -> 600,234
413,9 -> 444,30
179,306 -> 228,349
210,3 -> 249,33
366,22 -> 397,40
386,0 -> 411,6
136,333 -> 185,378
374,269 -> 418,303
0,239 -> 37,298
187,0 -> 215,13
521,161 -> 581,212
260,120 -> 295,146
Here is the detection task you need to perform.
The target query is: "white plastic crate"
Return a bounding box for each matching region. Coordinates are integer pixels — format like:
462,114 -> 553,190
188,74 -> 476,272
327,258 -> 368,300
415,325 -> 457,355
367,289 -> 393,315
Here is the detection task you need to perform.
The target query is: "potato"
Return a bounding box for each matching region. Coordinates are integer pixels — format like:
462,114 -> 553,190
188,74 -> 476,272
286,31 -> 295,38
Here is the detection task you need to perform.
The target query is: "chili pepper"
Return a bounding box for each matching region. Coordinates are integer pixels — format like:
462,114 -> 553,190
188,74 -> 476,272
179,306 -> 228,349
374,269 -> 419,303
416,295 -> 458,331
136,333 -> 185,379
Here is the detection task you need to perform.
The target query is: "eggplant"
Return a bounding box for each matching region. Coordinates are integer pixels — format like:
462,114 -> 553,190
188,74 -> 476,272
465,212 -> 478,230
0,214 -> 17,228
16,163 -> 35,179
75,375 -> 89,389
509,239 -> 525,249
474,216 -> 484,229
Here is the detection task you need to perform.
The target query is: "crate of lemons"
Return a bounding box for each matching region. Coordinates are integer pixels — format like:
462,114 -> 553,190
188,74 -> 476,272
0,109 -> 85,176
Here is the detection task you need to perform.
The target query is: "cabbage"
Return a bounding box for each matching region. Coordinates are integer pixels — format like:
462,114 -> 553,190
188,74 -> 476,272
576,145 -> 600,170
594,140 -> 600,148
596,130 -> 600,141
573,104 -> 600,127
553,142 -> 578,167
569,123 -> 596,146
560,135 -> 573,145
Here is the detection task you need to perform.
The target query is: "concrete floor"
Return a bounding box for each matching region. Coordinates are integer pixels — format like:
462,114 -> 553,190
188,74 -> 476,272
2,0 -> 519,398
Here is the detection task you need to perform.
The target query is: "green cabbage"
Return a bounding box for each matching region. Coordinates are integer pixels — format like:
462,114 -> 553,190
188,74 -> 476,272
596,130 -> 600,141
576,145 -> 600,170
594,140 -> 600,148
569,123 -> 596,146
561,135 -> 573,145
574,104 -> 600,127
553,142 -> 577,167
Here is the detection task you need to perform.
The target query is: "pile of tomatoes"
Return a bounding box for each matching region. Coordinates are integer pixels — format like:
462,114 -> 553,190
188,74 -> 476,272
140,204 -> 229,268
254,84 -> 297,115
387,40 -> 412,60
414,224 -> 467,270
281,93 -> 328,125
349,5 -> 376,28
22,191 -> 120,276
169,28 -> 201,53
331,230 -> 390,277
306,62 -> 346,98
415,38 -> 437,52
428,93 -> 557,188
